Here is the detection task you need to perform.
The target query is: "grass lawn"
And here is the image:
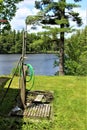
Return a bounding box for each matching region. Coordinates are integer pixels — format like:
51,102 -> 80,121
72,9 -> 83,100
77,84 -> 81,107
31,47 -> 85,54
0,76 -> 86,130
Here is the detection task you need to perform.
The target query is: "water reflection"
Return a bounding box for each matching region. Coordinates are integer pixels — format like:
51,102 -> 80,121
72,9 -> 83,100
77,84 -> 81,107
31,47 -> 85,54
0,54 -> 58,75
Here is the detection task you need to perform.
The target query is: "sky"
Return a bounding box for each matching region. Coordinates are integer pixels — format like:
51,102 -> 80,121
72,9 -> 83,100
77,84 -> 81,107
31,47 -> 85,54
10,0 -> 87,32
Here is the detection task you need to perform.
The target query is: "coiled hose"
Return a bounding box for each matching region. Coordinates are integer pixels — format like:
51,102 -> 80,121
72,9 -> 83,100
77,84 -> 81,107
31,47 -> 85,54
26,64 -> 35,90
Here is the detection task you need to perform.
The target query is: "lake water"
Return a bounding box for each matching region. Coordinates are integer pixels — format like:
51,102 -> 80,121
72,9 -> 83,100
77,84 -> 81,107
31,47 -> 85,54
0,54 -> 58,76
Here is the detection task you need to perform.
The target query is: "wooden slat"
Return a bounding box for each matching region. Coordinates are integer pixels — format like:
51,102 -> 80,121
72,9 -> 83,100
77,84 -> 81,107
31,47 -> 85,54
38,104 -> 43,117
46,104 -> 51,117
28,106 -> 33,116
35,105 -> 40,117
12,104 -> 51,118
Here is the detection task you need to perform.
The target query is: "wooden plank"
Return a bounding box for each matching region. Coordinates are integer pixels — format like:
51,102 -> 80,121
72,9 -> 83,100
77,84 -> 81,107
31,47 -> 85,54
38,104 -> 43,117
46,104 -> 51,117
31,105 -> 36,116
34,95 -> 44,102
44,104 -> 48,117
28,106 -> 33,116
41,104 -> 45,117
35,105 -> 40,117
14,104 -> 51,118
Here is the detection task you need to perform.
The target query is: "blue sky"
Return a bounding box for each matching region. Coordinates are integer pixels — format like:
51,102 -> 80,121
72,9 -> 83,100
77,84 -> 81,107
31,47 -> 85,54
10,0 -> 87,31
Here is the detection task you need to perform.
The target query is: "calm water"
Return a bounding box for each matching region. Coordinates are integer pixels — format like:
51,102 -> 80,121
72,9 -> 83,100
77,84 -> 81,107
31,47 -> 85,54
0,54 -> 58,76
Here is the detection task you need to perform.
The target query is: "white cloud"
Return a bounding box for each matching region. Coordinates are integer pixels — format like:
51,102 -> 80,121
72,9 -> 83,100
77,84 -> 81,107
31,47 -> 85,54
10,0 -> 38,30
74,8 -> 86,26
17,0 -> 35,8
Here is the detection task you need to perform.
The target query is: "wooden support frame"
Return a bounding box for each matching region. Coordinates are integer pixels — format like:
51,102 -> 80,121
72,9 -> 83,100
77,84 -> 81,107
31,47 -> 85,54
19,28 -> 27,109
19,65 -> 28,109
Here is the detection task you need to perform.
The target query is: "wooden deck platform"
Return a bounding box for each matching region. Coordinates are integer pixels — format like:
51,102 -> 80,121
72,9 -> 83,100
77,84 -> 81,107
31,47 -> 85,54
10,91 -> 53,119
12,104 -> 51,118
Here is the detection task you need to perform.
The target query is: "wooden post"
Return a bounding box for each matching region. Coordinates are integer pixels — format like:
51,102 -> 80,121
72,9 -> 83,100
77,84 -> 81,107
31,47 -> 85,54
19,30 -> 27,109
19,65 -> 27,109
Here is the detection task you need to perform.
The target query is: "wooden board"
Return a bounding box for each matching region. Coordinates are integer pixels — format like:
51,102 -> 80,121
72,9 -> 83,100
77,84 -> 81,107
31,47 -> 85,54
34,95 -> 44,102
12,104 -> 51,118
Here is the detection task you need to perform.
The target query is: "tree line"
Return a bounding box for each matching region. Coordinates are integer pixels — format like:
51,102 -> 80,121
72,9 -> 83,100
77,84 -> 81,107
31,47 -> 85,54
0,30 -> 58,54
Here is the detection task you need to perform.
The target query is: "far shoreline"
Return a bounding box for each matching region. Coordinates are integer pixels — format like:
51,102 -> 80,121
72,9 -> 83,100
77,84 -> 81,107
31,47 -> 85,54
0,51 -> 58,55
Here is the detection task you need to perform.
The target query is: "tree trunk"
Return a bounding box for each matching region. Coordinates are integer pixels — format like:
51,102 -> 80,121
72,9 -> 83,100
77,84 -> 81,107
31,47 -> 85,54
59,29 -> 64,75
59,0 -> 65,75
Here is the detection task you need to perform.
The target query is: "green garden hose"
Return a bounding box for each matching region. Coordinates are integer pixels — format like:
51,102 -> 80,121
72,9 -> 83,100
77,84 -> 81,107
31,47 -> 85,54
26,64 -> 35,90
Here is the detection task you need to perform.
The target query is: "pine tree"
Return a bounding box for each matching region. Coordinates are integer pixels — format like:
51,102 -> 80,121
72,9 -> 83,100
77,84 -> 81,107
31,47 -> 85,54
32,0 -> 82,75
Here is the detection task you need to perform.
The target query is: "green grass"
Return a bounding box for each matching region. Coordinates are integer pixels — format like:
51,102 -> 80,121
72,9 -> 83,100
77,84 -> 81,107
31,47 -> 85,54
0,76 -> 86,130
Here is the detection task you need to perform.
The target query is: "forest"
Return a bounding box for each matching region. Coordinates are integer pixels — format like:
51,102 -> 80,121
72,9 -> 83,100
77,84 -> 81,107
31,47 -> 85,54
0,27 -> 87,54
0,30 -> 57,54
